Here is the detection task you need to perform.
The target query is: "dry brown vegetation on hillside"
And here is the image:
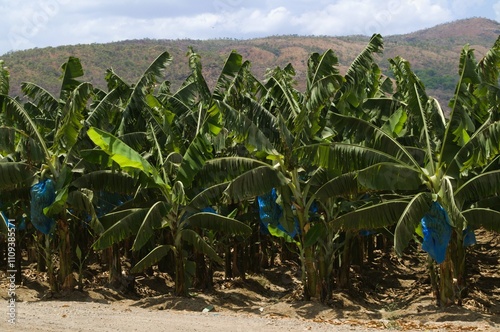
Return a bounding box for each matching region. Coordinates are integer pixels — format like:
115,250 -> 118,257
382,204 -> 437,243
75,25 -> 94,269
1,17 -> 499,106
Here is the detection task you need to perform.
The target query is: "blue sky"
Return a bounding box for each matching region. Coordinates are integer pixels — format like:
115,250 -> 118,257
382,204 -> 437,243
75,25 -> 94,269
1,0 -> 498,55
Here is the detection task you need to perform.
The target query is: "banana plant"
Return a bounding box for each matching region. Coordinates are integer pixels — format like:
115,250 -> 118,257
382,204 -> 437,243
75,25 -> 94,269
306,37 -> 500,306
208,35 -> 386,300
86,126 -> 251,295
0,57 -> 98,291
0,61 -> 37,231
85,49 -> 255,296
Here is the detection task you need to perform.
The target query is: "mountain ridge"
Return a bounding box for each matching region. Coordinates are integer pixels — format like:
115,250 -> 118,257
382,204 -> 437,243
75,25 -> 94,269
1,17 -> 499,104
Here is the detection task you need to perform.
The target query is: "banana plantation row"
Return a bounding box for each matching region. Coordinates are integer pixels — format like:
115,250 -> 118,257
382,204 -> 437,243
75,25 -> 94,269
1,34 -> 499,308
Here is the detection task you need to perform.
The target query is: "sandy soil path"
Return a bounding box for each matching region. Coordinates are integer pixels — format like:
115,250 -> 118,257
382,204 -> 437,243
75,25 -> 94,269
3,300 -> 386,332
4,300 -> 496,332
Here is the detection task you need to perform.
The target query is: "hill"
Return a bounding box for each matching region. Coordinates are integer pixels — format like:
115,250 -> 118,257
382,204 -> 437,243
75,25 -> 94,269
1,17 -> 499,106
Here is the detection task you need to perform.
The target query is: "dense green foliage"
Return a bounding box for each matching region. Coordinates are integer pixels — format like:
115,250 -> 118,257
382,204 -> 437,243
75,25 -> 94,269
1,29 -> 499,306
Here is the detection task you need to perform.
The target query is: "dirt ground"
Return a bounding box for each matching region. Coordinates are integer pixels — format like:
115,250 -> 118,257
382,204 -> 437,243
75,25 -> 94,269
1,229 -> 499,331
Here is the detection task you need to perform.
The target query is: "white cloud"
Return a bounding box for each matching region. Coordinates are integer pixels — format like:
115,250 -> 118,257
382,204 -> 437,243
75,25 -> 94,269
0,0 -> 497,55
221,7 -> 292,35
495,2 -> 500,21
450,0 -> 485,15
269,0 -> 452,36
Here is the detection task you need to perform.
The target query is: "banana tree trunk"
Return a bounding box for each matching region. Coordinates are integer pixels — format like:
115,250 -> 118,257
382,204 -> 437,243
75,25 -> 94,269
224,244 -> 232,279
451,230 -> 467,303
367,235 -> 375,263
45,234 -> 58,293
438,230 -> 468,307
194,252 -> 210,290
304,246 -> 317,298
249,224 -> 261,273
337,231 -> 353,289
232,240 -> 243,279
175,250 -> 186,296
108,243 -> 121,286
318,247 -> 332,303
37,234 -> 46,272
439,249 -> 455,306
427,256 -> 440,306
59,218 -> 75,291
351,234 -> 364,267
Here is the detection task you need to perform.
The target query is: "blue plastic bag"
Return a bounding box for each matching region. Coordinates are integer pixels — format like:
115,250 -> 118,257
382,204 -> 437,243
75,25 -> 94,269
463,227 -> 476,247
258,189 -> 301,237
201,206 -> 217,214
258,188 -> 283,235
95,191 -> 128,218
420,201 -> 452,264
30,179 -> 56,234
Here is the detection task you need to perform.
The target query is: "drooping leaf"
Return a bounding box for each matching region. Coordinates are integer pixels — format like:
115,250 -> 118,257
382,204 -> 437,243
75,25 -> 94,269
462,208 -> 500,232
180,228 -> 223,264
189,182 -> 229,210
0,162 -> 35,189
93,208 -> 148,250
0,96 -> 50,160
86,87 -> 127,130
130,244 -> 175,273
132,201 -> 172,251
118,51 -> 172,135
338,34 -> 383,112
331,200 -> 409,231
314,172 -> 359,199
389,56 -> 445,165
223,165 -> 288,203
357,163 -> 423,191
21,82 -> 59,119
331,113 -> 418,166
72,170 -> 138,194
477,36 -> 500,86
144,94 -> 182,151
183,212 -> 251,236
455,170 -> 500,208
394,192 -> 433,256
297,49 -> 343,137
199,157 -> 279,185
297,142 -> 404,174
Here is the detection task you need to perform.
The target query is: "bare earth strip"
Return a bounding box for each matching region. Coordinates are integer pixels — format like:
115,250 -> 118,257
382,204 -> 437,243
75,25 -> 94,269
3,300 -> 496,332
5,300 -> 381,332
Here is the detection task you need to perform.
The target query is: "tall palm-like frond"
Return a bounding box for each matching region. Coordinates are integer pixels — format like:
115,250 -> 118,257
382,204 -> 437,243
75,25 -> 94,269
336,34 -> 384,116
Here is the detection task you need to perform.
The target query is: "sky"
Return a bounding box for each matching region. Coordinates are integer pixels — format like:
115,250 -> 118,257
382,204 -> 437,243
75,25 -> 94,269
1,0 -> 499,56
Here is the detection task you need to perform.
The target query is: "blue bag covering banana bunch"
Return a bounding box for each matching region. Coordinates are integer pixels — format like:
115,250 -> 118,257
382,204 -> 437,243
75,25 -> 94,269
30,179 -> 56,234
420,201 -> 452,264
